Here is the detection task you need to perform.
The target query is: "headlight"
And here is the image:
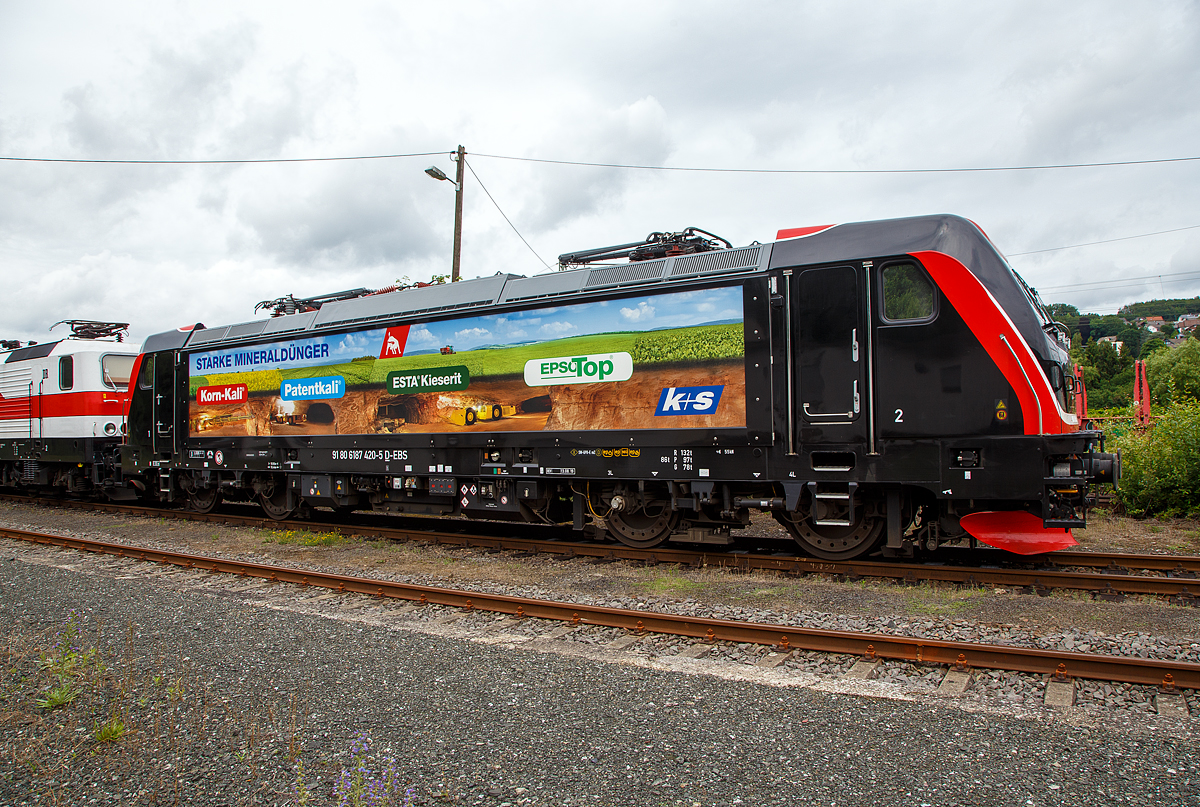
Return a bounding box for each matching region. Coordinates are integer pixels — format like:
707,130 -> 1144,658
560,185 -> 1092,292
104,422 -> 118,436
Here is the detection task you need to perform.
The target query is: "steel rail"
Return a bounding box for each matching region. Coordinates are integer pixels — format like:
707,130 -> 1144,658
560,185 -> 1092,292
3,493 -> 1199,599
4,525 -> 1199,691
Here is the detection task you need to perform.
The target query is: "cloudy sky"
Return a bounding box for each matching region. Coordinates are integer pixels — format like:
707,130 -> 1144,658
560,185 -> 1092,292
2,1 -> 1198,346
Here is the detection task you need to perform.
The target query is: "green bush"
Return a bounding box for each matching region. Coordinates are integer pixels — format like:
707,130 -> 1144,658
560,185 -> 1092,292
1113,399 -> 1200,517
1145,337 -> 1200,405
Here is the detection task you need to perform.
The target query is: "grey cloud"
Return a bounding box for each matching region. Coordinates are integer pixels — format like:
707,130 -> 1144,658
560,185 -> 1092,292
64,23 -> 258,159
519,96 -> 672,232
234,163 -> 441,267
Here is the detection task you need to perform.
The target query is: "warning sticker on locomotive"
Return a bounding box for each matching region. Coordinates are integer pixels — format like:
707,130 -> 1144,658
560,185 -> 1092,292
186,285 -> 746,437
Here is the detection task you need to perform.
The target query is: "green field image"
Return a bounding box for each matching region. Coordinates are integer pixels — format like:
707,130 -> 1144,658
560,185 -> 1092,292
189,322 -> 744,396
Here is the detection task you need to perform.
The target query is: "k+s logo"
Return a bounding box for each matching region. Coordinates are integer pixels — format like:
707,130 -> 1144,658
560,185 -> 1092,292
655,385 -> 724,416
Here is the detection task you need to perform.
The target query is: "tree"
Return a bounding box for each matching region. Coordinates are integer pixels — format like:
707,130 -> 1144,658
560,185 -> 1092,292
1140,337 -> 1168,359
1146,337 -> 1200,405
1117,326 -> 1144,355
1084,339 -> 1120,377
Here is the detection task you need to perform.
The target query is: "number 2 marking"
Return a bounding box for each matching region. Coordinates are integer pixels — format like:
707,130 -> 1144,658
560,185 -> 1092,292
894,408 -> 904,423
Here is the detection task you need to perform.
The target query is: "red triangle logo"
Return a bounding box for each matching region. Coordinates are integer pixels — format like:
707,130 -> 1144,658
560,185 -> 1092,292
379,325 -> 411,359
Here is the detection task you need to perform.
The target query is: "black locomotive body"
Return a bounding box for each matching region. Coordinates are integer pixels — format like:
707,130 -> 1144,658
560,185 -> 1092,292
120,214 -> 1116,559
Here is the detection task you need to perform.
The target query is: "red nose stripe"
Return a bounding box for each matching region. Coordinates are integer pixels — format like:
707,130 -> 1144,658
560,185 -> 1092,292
776,225 -> 836,240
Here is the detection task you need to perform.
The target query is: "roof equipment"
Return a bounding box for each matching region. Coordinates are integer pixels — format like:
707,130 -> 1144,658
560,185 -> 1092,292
50,321 -> 130,341
558,227 -> 732,266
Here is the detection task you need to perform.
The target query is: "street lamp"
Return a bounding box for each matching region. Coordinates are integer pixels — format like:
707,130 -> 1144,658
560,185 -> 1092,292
425,145 -> 465,282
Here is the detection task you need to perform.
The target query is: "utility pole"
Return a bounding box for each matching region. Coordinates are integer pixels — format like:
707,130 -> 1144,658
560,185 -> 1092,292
452,145 -> 465,282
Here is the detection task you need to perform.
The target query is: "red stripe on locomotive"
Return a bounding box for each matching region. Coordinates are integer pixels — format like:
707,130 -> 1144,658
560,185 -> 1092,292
912,250 -> 1074,436
0,389 -> 130,421
775,224 -> 837,240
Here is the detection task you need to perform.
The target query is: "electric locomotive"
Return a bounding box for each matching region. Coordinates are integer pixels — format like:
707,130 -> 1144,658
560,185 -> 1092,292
119,214 -> 1117,559
0,321 -> 138,497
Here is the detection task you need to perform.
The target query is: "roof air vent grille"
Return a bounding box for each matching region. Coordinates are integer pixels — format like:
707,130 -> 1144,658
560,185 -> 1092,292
584,260 -> 667,288
670,246 -> 761,277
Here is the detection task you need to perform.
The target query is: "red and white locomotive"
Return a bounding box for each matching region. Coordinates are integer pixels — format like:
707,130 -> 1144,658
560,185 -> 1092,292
0,321 -> 138,496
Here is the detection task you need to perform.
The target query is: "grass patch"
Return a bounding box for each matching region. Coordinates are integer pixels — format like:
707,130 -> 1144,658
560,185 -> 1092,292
92,714 -> 127,743
167,677 -> 185,701
36,681 -> 79,709
262,528 -> 350,547
640,570 -> 706,597
901,583 -> 985,615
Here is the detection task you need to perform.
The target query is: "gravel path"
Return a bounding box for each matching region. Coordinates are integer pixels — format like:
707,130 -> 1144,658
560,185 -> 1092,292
3,542 -> 1198,806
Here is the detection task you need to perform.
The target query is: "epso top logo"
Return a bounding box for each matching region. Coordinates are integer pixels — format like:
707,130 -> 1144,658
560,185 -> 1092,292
280,376 -> 346,401
386,366 -> 470,394
196,383 -> 248,405
523,353 -> 634,387
655,385 -> 724,416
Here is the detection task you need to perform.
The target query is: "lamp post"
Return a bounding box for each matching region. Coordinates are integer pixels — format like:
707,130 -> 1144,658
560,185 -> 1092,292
425,145 -> 465,282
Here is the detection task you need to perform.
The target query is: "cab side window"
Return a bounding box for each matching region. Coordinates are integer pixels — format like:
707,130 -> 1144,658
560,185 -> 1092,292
881,263 -> 936,323
138,356 -> 154,390
59,356 -> 74,390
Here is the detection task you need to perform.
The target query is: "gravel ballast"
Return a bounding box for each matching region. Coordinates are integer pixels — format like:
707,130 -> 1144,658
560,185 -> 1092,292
3,539 -> 1199,806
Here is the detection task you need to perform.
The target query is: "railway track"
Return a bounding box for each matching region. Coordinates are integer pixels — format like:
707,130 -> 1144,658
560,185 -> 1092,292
3,493 -> 1199,602
3,524 -> 1198,693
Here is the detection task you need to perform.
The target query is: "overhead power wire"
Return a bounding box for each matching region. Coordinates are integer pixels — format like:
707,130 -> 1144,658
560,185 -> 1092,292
1008,224 -> 1200,256
2,149 -> 1199,173
470,152 -> 1200,175
0,151 -> 445,165
464,160 -> 550,269
1037,269 -> 1200,293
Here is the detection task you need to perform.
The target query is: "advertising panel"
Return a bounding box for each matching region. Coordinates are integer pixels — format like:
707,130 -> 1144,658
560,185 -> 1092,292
187,286 -> 746,437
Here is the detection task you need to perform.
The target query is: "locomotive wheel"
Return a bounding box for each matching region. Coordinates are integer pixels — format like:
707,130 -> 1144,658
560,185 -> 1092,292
187,487 -> 221,514
773,511 -> 884,561
607,506 -> 679,549
260,488 -> 297,521
465,408 -> 477,426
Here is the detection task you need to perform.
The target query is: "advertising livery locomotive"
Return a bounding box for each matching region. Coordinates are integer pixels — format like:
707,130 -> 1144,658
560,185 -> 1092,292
120,214 -> 1117,560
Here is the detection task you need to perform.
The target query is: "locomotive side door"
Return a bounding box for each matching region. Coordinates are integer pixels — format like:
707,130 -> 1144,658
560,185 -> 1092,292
793,265 -> 866,443
151,353 -> 177,456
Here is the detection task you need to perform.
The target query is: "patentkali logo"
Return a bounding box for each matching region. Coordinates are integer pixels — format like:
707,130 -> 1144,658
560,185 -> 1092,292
280,376 -> 346,401
523,353 -> 633,386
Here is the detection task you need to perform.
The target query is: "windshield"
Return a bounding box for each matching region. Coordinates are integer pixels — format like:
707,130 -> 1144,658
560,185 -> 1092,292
102,354 -> 136,391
